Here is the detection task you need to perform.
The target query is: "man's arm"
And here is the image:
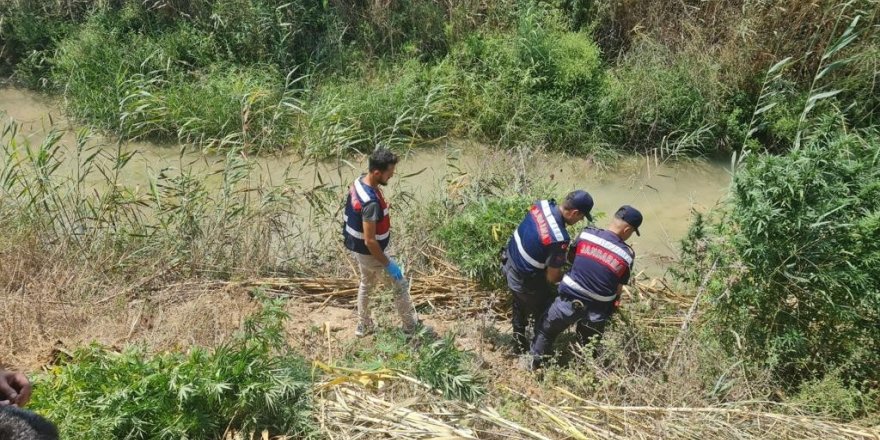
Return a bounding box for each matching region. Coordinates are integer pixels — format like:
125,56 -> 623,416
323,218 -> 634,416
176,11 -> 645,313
362,220 -> 390,266
545,242 -> 567,284
613,283 -> 624,308
567,233 -> 582,264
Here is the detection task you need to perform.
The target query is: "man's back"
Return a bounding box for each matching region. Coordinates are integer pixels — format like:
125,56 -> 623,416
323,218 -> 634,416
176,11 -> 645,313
563,227 -> 635,300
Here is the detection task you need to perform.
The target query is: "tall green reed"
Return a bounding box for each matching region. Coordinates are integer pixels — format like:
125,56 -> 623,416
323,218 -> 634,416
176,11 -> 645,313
0,117 -> 341,280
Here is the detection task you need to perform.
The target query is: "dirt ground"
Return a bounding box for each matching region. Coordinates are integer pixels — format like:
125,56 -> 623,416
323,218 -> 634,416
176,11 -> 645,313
2,281 -> 529,392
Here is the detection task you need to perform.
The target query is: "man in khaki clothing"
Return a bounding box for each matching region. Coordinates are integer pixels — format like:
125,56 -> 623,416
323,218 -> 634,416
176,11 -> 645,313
342,148 -> 433,337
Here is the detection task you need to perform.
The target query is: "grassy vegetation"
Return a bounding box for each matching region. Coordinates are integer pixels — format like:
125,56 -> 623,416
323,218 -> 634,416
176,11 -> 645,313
1,0 -> 877,157
29,297 -> 317,439
0,119 -> 490,435
668,12 -> 880,409
342,329 -> 485,402
0,120 -> 317,280
1,0 -> 879,436
681,125 -> 880,395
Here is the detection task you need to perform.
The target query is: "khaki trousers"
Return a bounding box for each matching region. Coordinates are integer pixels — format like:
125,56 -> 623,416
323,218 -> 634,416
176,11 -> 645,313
351,251 -> 418,331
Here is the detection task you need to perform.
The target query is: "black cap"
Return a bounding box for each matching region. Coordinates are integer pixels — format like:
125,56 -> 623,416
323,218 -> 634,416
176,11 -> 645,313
566,190 -> 594,222
615,205 -> 643,236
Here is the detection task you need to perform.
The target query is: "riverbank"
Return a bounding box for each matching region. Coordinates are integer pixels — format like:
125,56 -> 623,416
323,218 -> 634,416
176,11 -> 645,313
2,1 -> 876,159
0,86 -> 731,276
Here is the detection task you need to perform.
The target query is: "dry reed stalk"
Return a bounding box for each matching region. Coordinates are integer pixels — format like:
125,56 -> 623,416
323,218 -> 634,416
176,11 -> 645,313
314,367 -> 880,440
159,274 -> 690,324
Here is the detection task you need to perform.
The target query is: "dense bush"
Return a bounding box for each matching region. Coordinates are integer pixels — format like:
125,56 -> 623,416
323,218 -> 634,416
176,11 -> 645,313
0,1 -> 79,83
2,0 -> 878,157
790,374 -> 879,420
684,126 -> 880,390
29,298 -> 317,438
449,5 -> 606,153
436,196 -> 532,289
602,40 -> 729,155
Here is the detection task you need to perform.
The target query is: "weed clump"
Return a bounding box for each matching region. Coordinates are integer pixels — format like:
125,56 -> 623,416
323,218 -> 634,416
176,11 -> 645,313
345,330 -> 485,402
682,126 -> 880,397
436,196 -> 531,289
29,297 -> 317,439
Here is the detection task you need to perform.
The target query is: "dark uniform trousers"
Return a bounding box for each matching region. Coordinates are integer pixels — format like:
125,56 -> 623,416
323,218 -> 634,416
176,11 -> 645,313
502,259 -> 556,353
529,295 -> 615,367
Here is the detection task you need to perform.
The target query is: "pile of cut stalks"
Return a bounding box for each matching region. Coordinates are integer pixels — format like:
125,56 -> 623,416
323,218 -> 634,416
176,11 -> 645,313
308,365 -> 880,440
217,272 -> 692,329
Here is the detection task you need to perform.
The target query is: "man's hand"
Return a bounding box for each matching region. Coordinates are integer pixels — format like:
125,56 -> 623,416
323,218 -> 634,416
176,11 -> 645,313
0,370 -> 32,407
545,266 -> 563,284
386,260 -> 404,281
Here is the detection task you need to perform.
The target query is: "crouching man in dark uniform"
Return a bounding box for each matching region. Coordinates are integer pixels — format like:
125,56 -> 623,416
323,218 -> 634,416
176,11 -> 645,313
527,205 -> 643,369
502,191 -> 595,354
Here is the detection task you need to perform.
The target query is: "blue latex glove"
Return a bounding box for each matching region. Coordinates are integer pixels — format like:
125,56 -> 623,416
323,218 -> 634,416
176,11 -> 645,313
386,260 -> 404,281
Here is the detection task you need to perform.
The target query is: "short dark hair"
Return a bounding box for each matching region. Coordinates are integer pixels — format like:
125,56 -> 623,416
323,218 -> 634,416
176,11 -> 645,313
369,148 -> 398,172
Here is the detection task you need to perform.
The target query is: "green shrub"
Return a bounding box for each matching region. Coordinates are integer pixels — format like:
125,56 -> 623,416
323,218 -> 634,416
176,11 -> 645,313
603,39 -> 726,155
159,64 -> 297,150
791,374 -> 879,421
690,126 -> 880,389
30,297 -> 317,439
0,1 -> 76,82
301,60 -> 455,157
328,0 -> 449,59
448,4 -> 605,153
550,31 -> 604,93
51,14 -> 298,150
415,336 -> 485,402
208,0 -> 331,67
436,196 -> 532,289
50,21 -> 135,127
344,330 -> 485,402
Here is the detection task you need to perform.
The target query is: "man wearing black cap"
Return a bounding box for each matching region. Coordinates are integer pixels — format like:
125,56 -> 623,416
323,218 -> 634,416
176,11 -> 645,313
501,191 -> 595,354
527,205 -> 643,369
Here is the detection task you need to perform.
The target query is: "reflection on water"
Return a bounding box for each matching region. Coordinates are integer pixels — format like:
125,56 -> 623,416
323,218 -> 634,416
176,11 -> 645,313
1,87 -> 731,276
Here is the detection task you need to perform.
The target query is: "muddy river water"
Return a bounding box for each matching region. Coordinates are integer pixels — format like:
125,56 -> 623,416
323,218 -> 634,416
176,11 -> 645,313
1,87 -> 731,276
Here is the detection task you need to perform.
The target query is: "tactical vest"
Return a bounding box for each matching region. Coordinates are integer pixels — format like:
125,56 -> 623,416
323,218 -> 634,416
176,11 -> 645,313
506,200 -> 570,275
561,228 -> 634,302
343,176 -> 390,254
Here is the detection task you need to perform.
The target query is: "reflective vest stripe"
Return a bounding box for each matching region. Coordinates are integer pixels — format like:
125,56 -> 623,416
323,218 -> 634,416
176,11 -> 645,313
349,187 -> 362,211
345,224 -> 390,241
514,229 -> 546,269
563,275 -> 616,302
343,176 -> 391,255
353,178 -> 371,203
579,231 -> 633,265
540,200 -> 565,242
